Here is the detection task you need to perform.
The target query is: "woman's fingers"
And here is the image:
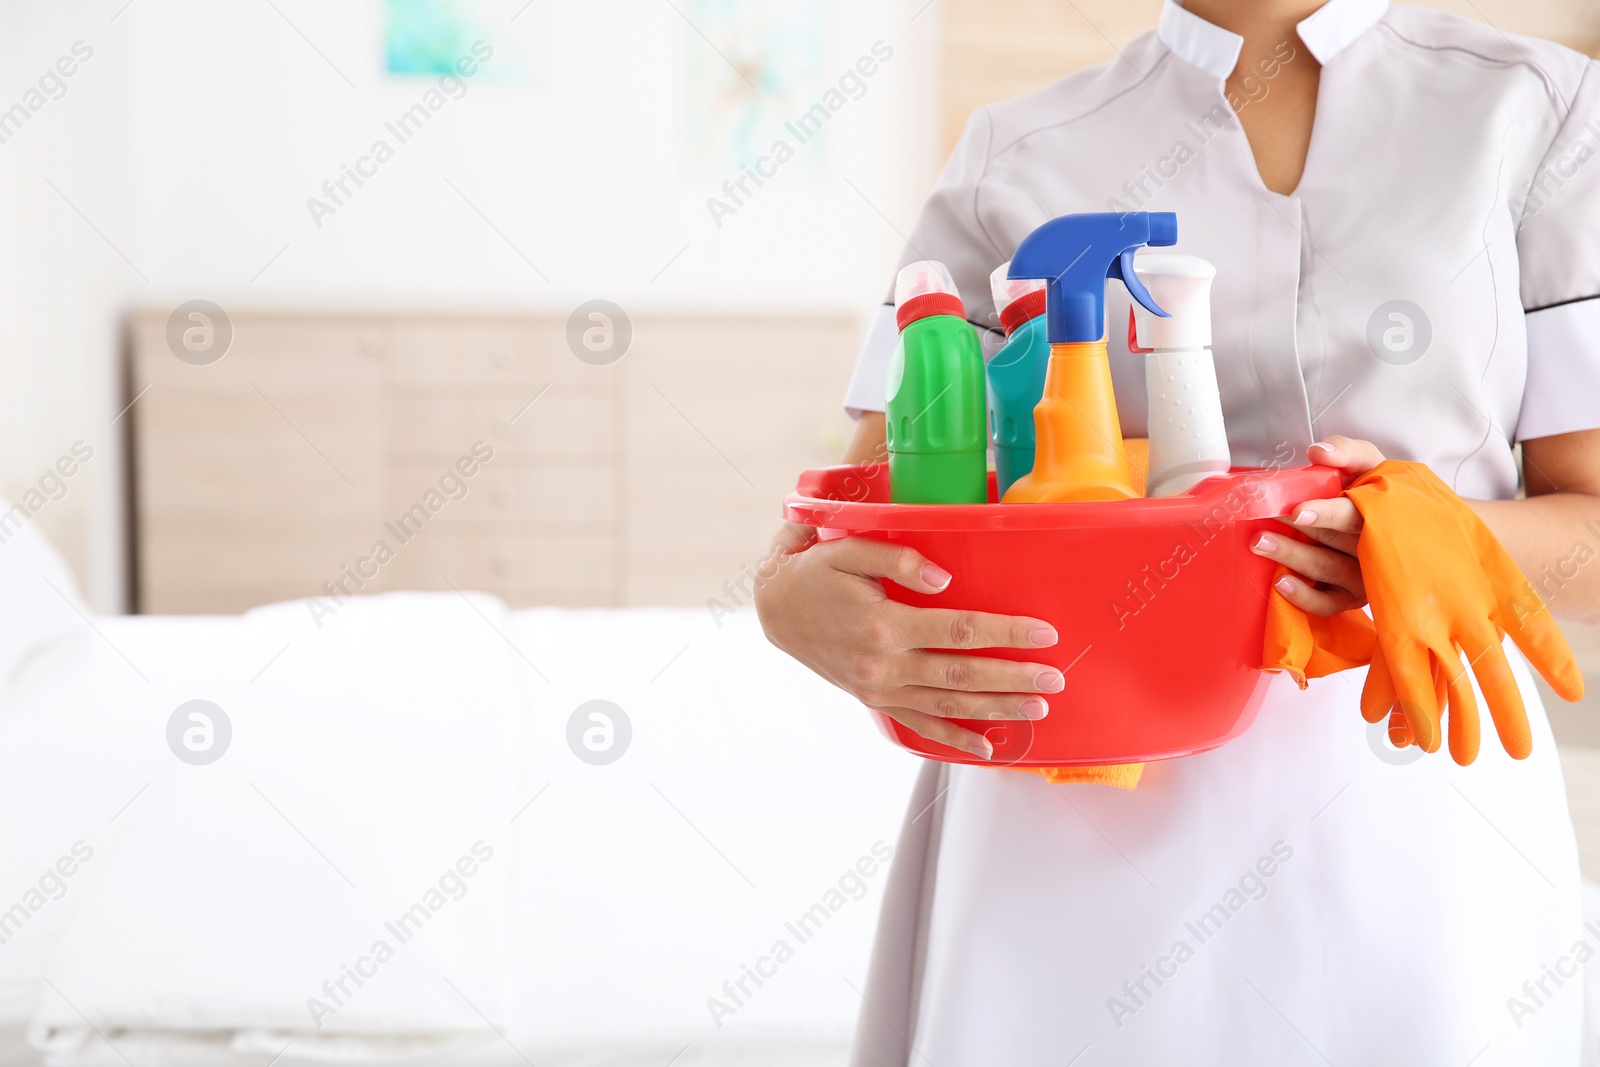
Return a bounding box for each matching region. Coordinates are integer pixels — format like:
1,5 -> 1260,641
1269,572 -> 1365,618
892,603 -> 1058,653
901,651 -> 1066,697
818,536 -> 954,595
1292,438 -> 1383,554
872,686 -> 1049,722
1251,532 -> 1366,601
873,705 -> 993,760
1308,436 -> 1387,482
1278,498 -> 1362,555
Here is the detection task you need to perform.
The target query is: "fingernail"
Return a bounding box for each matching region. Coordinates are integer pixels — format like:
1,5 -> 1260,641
921,563 -> 952,591
1035,670 -> 1065,693
1275,575 -> 1298,595
1253,533 -> 1279,554
1313,441 -> 1340,457
1293,509 -> 1317,526
1020,698 -> 1049,720
1030,626 -> 1058,647
969,738 -> 994,761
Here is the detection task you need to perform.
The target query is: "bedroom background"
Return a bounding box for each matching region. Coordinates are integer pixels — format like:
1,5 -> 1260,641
1,0 -> 1599,1064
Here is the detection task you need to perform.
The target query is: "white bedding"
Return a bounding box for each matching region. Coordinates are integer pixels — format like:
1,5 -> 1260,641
21,595 -> 519,1065
504,608 -> 921,1051
0,593 -> 923,1066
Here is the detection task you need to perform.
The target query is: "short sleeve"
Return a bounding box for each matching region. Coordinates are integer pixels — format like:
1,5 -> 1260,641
843,306 -> 1006,418
842,305 -> 899,418
842,110 -> 1009,416
1515,60 -> 1600,441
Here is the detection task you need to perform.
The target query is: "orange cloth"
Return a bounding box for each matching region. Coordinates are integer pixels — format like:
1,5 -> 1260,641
1024,440 -> 1150,790
1262,460 -> 1585,765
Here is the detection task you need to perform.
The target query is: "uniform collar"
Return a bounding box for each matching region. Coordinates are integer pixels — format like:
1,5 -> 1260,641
1158,0 -> 1389,78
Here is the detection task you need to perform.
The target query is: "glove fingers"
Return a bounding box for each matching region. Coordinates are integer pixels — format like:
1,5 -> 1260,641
1389,645 -> 1442,754
1504,598 -> 1586,703
1465,631 -> 1532,761
1431,656 -> 1449,725
1388,708 -> 1413,748
1440,646 -> 1481,767
1361,642 -> 1398,725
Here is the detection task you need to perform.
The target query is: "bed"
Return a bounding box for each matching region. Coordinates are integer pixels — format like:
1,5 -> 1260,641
0,517 -> 921,1066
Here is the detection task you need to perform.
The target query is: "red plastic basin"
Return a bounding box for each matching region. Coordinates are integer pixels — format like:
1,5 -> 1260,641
783,463 -> 1341,767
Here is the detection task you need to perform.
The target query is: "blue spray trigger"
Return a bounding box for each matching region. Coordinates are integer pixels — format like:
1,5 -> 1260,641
1112,249 -> 1170,319
1008,211 -> 1178,344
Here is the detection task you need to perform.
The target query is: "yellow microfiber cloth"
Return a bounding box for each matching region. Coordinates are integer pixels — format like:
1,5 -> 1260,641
1020,440 -> 1150,790
1034,762 -> 1145,789
1124,436 -> 1150,499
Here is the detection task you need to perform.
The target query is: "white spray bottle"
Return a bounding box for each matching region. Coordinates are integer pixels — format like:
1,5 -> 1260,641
1129,255 -> 1231,497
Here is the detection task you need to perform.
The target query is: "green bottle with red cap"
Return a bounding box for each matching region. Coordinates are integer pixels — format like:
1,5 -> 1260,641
885,261 -> 988,504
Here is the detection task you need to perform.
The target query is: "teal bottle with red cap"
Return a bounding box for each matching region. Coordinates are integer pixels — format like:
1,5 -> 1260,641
985,261 -> 1050,497
885,261 -> 987,504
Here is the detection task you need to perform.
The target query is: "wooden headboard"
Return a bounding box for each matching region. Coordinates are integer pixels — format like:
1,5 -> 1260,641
128,309 -> 860,613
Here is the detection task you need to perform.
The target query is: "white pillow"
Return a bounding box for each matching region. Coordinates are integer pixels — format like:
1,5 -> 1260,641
0,502 -> 90,689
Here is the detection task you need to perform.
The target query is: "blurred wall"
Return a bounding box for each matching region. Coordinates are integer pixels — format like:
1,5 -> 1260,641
0,7 -> 135,612
4,0 -> 1599,612
0,0 -> 942,611
942,0 -> 1600,151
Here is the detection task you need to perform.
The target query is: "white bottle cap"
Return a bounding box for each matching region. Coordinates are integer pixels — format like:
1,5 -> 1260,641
990,261 -> 1045,315
895,260 -> 960,306
1131,255 -> 1216,350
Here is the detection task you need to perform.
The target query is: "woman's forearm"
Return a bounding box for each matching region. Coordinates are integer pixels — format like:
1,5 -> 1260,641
845,412 -> 887,465
1471,493 -> 1600,625
1470,428 -> 1600,625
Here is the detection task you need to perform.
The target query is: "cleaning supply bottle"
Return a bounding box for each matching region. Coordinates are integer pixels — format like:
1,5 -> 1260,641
1002,212 -> 1178,503
885,260 -> 988,504
985,263 -> 1049,497
1128,254 -> 1232,497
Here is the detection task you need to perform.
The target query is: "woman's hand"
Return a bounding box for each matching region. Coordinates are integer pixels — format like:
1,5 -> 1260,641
754,522 -> 1063,760
1251,435 -> 1386,617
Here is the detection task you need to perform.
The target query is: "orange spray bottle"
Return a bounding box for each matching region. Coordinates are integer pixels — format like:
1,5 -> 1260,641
1002,212 -> 1178,503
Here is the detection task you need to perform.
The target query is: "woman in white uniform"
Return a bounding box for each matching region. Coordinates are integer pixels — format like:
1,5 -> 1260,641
756,0 -> 1600,1063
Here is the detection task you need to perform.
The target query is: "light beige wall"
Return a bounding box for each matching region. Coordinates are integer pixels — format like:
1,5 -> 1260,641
941,0 -> 1600,151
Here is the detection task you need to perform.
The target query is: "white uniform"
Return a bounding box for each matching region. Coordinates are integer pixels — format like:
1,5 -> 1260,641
844,2 -> 1600,1064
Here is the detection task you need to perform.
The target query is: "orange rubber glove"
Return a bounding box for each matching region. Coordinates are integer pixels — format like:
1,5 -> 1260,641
1263,573 -> 1376,689
1347,462 -> 1585,764
1264,580 -> 1420,748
